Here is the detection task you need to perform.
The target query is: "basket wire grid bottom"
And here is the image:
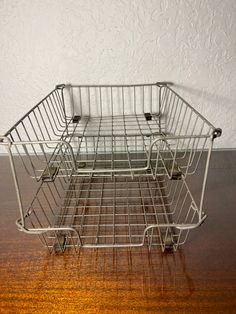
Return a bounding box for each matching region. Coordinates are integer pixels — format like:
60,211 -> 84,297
51,175 -> 183,250
66,113 -> 165,173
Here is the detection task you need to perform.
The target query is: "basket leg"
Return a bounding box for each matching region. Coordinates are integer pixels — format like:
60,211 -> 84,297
162,229 -> 175,252
53,232 -> 68,253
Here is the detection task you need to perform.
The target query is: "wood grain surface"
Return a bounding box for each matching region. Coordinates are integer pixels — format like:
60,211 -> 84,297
0,152 -> 236,313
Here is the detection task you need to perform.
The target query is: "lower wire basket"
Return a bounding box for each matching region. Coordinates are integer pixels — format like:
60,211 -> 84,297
26,172 -> 201,253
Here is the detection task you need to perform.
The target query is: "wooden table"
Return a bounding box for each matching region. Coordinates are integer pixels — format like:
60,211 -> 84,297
0,152 -> 236,313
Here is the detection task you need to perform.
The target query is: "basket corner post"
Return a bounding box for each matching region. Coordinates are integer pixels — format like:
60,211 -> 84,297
55,83 -> 66,90
55,83 -> 72,90
212,128 -> 222,140
0,135 -> 12,146
156,81 -> 174,87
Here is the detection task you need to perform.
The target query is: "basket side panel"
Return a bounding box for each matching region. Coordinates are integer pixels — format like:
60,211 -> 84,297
63,85 -> 160,118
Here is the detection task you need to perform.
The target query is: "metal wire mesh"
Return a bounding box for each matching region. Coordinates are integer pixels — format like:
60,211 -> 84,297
0,82 -> 221,252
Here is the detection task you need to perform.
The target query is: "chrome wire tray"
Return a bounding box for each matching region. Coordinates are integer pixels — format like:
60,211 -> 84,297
29,175 -> 196,252
0,82 -> 221,252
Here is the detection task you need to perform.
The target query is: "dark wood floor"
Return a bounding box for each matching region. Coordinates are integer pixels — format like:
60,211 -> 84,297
0,152 -> 236,313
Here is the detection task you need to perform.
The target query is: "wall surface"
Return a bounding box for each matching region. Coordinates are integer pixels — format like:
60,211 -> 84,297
0,0 -> 235,148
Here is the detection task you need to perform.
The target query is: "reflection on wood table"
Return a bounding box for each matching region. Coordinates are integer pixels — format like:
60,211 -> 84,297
0,152 -> 236,313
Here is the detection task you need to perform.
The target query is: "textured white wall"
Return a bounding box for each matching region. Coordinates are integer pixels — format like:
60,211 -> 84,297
0,0 -> 235,148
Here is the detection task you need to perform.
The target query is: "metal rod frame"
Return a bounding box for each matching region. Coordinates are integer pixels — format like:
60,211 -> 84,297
0,82 -> 221,252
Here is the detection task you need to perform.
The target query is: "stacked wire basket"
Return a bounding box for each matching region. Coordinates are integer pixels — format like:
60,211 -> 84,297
0,82 -> 221,252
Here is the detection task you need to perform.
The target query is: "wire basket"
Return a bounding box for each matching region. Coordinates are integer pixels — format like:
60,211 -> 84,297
0,82 -> 221,252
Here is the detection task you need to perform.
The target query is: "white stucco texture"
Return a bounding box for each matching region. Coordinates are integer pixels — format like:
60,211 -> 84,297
0,0 -> 235,148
